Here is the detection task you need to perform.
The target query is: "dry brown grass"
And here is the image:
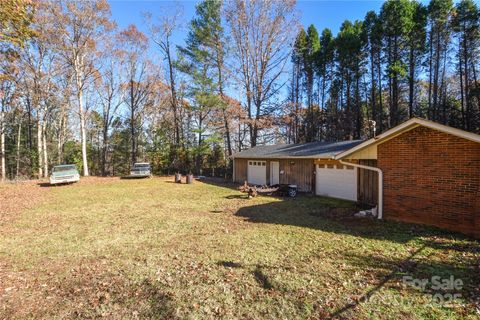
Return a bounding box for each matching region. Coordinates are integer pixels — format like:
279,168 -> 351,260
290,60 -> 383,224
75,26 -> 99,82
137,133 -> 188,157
0,177 -> 478,319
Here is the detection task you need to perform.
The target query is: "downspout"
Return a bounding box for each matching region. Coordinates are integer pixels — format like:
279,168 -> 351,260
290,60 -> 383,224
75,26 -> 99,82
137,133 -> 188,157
232,157 -> 236,182
338,159 -> 383,220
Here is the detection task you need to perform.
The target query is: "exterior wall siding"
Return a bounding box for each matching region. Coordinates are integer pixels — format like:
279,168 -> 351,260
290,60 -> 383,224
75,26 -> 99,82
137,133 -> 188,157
378,126 -> 480,238
358,159 -> 379,206
234,158 -> 248,183
233,158 -> 315,192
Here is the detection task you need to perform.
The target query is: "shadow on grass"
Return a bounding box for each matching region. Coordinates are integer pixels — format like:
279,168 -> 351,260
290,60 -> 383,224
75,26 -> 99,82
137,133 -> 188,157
37,182 -> 52,187
216,260 -> 279,291
253,266 -> 274,290
225,194 -> 249,200
136,278 -> 177,318
228,197 -> 480,318
120,176 -> 151,180
37,182 -> 76,188
327,244 -> 427,319
196,177 -> 241,191
217,260 -> 243,268
332,242 -> 480,319
233,196 -> 420,244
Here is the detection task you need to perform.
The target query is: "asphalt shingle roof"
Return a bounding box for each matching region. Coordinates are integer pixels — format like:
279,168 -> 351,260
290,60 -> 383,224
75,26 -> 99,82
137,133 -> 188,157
232,140 -> 364,159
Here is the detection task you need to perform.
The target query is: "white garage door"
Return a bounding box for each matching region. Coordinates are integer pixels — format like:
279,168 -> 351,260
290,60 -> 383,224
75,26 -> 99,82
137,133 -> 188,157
247,160 -> 266,186
316,164 -> 357,201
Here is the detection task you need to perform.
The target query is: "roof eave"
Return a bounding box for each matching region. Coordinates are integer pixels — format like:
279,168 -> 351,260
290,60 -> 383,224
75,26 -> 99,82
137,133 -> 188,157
232,155 -> 335,160
335,117 -> 480,160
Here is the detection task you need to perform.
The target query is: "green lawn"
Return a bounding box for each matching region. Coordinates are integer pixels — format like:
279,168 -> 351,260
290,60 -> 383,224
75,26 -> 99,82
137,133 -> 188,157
0,177 -> 478,319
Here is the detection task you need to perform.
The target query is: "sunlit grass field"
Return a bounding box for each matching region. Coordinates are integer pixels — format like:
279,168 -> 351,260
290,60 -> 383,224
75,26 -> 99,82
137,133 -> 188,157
0,177 -> 478,319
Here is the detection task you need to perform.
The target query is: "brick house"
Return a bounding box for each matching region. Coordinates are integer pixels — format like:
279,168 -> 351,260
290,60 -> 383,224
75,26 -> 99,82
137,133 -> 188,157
233,118 -> 480,238
335,118 -> 480,238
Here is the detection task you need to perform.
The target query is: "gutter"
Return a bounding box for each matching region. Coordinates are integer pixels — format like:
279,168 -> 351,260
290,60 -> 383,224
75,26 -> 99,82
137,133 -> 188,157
338,159 -> 383,220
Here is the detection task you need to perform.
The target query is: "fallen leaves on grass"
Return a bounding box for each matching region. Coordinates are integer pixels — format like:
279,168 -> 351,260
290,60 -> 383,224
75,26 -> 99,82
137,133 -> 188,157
0,181 -> 49,224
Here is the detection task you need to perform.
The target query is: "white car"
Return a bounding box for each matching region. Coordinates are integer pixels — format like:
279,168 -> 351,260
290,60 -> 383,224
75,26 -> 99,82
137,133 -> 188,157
129,162 -> 152,178
49,164 -> 80,185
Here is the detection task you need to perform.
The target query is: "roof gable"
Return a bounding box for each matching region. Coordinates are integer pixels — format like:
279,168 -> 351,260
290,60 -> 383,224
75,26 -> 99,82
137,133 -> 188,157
335,118 -> 480,160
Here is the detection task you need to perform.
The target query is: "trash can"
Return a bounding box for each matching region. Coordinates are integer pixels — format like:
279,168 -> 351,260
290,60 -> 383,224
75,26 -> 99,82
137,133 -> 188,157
287,184 -> 297,198
186,174 -> 193,184
175,173 -> 182,183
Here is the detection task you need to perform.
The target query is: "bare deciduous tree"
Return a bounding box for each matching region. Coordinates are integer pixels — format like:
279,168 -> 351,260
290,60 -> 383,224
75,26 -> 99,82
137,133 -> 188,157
50,0 -> 113,176
144,6 -> 183,146
225,0 -> 298,146
117,25 -> 153,165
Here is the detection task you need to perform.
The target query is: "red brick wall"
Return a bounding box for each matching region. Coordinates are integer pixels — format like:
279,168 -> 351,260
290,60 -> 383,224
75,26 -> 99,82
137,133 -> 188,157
378,126 -> 480,238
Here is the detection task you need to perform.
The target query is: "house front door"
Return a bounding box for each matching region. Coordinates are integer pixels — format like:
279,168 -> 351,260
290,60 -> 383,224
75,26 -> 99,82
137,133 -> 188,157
270,161 -> 280,185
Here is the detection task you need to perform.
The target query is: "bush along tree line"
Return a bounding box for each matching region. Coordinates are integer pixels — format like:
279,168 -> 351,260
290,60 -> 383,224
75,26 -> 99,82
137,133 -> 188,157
1,0 -> 479,180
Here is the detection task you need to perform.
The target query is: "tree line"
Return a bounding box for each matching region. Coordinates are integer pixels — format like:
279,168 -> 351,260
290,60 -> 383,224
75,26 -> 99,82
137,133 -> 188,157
1,0 -> 479,181
286,0 -> 480,143
0,0 -> 298,180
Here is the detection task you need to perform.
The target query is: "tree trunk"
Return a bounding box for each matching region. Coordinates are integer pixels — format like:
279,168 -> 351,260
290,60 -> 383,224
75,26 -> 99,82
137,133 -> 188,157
166,40 -> 180,146
392,34 -> 399,126
102,127 -> 108,176
459,50 -> 466,129
432,30 -> 441,121
42,120 -> 48,178
463,28 -> 470,130
377,51 -> 383,132
0,110 -> 5,181
37,120 -> 43,178
252,98 -> 261,147
321,65 -> 327,111
222,109 -> 232,156
428,29 -> 433,117
252,124 -> 258,147
42,121 -> 48,178
408,47 -> 415,118
353,64 -> 360,139
79,97 -> 89,176
294,64 -> 300,143
346,75 -> 352,139
75,54 -> 89,177
370,47 -> 377,124
130,80 -> 136,165
440,45 -> 448,124
197,115 -> 203,173
247,95 -> 255,147
58,104 -> 67,164
26,97 -> 33,175
387,36 -> 393,127
216,47 -> 232,157
16,122 -> 21,178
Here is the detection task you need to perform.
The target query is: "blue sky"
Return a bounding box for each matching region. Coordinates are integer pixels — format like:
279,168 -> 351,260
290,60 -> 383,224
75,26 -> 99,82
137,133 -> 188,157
109,1 -> 386,99
110,0 -> 384,49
